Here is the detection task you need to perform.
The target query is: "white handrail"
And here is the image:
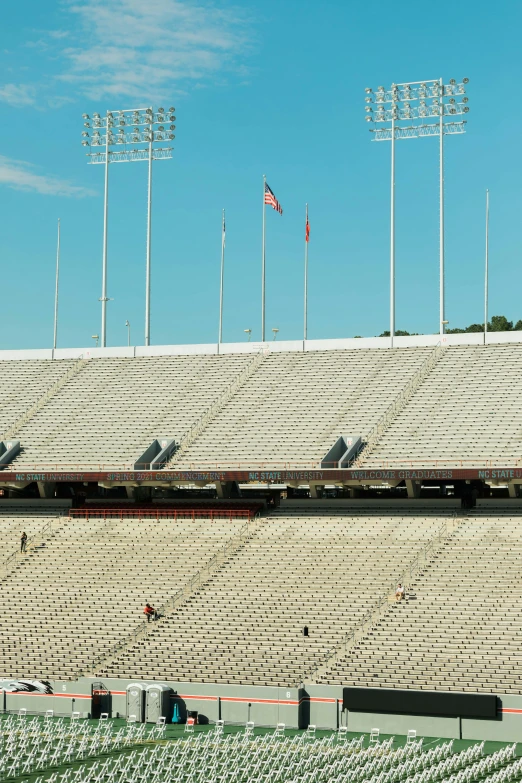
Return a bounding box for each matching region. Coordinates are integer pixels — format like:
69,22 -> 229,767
167,349 -> 267,465
1,513 -> 65,578
81,515 -> 262,676
300,513 -> 461,685
353,343 -> 446,467
1,355 -> 89,441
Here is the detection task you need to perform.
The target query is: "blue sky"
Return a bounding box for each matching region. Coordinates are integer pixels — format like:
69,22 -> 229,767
0,0 -> 520,348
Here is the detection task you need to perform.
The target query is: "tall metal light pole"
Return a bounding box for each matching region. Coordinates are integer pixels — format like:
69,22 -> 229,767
219,209 -> 226,344
125,319 -> 131,347
53,218 -> 61,350
484,189 -> 490,345
364,78 -> 469,342
390,110 -> 396,347
303,203 -> 309,341
81,106 -> 176,347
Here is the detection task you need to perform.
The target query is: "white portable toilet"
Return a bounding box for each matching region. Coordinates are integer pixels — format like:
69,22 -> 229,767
126,683 -> 147,723
145,684 -> 172,724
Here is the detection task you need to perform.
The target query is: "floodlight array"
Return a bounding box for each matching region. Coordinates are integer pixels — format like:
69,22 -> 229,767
81,107 -> 176,161
86,148 -> 174,164
364,79 -> 469,141
370,121 -> 467,141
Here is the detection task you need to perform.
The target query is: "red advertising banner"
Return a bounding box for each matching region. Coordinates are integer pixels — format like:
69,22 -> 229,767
0,467 -> 520,484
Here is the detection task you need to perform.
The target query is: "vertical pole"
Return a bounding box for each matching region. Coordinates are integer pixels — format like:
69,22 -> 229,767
262,174 -> 266,342
219,208 -> 225,344
484,189 -> 489,345
304,203 -> 309,341
439,77 -> 445,339
53,218 -> 61,350
390,111 -> 396,349
101,114 -> 110,347
145,109 -> 153,346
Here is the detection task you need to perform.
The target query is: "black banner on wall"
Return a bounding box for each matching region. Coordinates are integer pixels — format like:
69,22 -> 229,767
343,687 -> 498,719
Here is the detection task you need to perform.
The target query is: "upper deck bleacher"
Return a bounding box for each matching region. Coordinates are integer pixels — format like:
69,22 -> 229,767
0,333 -> 521,472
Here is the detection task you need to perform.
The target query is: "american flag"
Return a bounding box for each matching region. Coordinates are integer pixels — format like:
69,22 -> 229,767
264,182 -> 283,215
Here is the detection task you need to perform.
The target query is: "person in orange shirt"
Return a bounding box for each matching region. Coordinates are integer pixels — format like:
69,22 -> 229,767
144,603 -> 157,622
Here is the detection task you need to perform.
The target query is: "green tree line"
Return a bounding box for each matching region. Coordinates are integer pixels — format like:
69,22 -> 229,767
377,315 -> 522,337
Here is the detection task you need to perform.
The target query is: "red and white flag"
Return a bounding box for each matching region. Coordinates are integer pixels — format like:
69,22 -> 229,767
264,182 -> 283,215
305,207 -> 310,242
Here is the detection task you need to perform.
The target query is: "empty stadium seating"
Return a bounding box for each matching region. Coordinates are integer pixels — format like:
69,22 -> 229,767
0,507 -> 63,563
9,354 -> 252,469
0,360 -> 75,437
0,512 -> 246,678
103,509 -> 448,685
360,344 -> 522,468
1,342 -> 522,470
169,347 -> 432,468
319,511 -> 522,694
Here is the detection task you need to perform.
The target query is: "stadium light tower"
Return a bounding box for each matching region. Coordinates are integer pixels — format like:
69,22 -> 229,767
81,106 -> 176,347
364,78 -> 469,345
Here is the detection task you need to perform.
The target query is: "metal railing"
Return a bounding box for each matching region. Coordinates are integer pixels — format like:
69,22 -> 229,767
353,343 -> 446,468
79,516 -> 261,676
300,513 -> 461,685
1,355 -> 89,441
1,514 -> 65,578
3,457 -> 522,472
69,508 -> 253,521
167,349 -> 267,466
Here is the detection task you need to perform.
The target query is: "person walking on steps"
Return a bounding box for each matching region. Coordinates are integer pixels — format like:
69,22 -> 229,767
20,532 -> 27,553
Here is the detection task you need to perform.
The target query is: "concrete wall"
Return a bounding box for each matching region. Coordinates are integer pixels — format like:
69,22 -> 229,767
3,677 -> 522,740
1,679 -> 301,729
303,685 -> 522,742
0,332 -> 521,362
281,499 -> 461,509
476,499 -> 522,508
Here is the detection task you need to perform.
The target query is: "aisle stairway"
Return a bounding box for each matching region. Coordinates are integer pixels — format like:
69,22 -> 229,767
360,343 -> 522,468
0,513 -> 246,678
103,508 -> 449,685
319,511 -> 522,693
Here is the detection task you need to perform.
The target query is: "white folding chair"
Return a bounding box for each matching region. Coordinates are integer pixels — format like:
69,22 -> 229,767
407,729 -> 417,744
337,726 -> 348,741
369,728 -> 380,744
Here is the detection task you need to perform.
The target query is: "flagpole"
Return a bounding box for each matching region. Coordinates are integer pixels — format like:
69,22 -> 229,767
219,208 -> 225,344
262,174 -> 266,342
53,217 -> 61,351
304,204 -> 309,342
484,189 -> 489,346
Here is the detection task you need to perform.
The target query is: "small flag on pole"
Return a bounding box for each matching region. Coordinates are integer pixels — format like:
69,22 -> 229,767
305,209 -> 310,242
222,210 -> 226,249
264,182 -> 283,214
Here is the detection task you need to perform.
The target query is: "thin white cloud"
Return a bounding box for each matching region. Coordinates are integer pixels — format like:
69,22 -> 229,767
60,0 -> 252,103
0,83 -> 36,107
0,156 -> 96,198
